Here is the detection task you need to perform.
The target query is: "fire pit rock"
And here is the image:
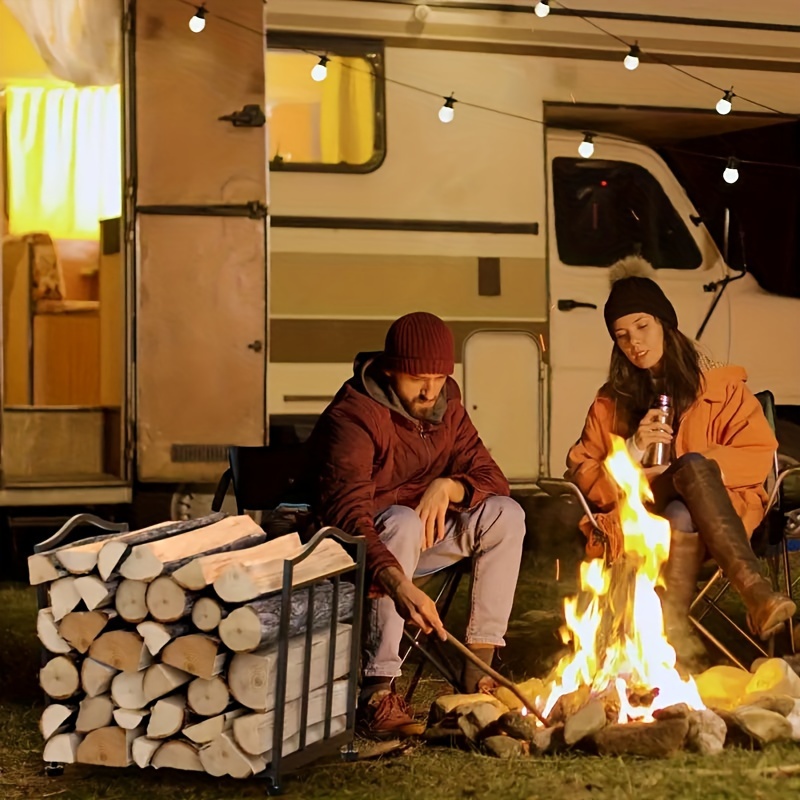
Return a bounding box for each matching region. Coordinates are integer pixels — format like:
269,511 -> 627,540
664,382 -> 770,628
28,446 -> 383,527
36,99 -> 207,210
564,699 -> 607,745
732,706 -> 794,746
592,717 -> 689,759
686,709 -> 727,756
483,735 -> 527,759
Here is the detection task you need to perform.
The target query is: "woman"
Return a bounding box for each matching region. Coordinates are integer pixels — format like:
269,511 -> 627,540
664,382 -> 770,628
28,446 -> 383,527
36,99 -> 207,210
566,257 -> 795,662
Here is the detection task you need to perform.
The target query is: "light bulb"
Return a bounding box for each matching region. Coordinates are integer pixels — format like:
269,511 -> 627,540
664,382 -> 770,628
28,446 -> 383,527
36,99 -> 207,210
189,6 -> 206,33
439,95 -> 456,123
311,56 -> 329,82
624,44 -> 641,71
534,1 -> 550,18
716,89 -> 734,115
723,157 -> 740,184
578,134 -> 594,159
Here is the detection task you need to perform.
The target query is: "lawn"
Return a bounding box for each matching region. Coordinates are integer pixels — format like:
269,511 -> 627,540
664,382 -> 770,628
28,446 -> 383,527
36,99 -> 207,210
3,499 -> 800,800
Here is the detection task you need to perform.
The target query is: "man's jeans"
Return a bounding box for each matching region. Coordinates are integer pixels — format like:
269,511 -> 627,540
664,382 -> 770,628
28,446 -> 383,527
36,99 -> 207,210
362,496 -> 526,678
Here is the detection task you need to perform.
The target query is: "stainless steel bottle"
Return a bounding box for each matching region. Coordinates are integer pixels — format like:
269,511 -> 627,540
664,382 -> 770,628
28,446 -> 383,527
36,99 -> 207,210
643,394 -> 674,467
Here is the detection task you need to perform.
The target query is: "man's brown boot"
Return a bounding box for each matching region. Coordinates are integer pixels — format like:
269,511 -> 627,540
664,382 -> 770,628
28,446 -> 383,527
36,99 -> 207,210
673,457 -> 796,640
357,689 -> 425,740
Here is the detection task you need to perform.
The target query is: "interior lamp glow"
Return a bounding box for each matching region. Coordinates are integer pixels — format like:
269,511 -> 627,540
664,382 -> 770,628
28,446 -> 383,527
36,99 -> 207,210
189,6 -> 207,33
311,56 -> 330,82
716,89 -> 734,115
723,157 -> 740,184
534,1 -> 551,18
578,133 -> 595,158
439,94 -> 457,123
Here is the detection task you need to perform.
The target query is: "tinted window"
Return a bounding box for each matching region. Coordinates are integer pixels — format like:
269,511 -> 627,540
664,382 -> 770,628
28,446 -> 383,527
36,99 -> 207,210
552,157 -> 702,270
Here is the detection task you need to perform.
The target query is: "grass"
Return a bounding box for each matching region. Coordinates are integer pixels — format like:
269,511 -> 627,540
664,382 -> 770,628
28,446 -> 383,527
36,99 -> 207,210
3,508 -> 800,800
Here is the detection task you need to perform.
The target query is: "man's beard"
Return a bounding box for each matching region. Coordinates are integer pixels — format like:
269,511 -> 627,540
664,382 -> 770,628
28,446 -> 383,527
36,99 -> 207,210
404,397 -> 437,421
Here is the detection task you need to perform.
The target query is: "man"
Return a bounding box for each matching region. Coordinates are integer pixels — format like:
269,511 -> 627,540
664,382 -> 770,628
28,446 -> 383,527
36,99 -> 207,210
306,311 -> 526,737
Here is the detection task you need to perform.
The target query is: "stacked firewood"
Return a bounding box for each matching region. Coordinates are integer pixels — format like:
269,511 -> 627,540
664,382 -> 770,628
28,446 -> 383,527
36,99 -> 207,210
29,514 -> 356,777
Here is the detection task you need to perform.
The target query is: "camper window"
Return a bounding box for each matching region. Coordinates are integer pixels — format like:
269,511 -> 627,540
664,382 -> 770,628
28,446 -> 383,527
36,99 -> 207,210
266,36 -> 385,173
552,157 -> 702,270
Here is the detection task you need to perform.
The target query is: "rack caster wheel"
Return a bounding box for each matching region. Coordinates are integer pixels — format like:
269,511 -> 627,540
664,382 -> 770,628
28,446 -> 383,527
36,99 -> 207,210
44,763 -> 64,777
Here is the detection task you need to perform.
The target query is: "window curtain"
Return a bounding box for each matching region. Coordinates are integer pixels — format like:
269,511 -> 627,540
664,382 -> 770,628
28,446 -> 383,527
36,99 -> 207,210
320,58 -> 375,165
6,86 -> 122,240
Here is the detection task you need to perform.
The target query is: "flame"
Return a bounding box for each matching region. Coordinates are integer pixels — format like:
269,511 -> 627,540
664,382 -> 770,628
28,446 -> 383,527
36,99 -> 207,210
537,435 -> 704,723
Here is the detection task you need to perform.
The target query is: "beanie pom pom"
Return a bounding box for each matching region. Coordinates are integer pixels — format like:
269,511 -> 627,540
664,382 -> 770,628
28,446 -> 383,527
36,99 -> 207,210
608,255 -> 657,286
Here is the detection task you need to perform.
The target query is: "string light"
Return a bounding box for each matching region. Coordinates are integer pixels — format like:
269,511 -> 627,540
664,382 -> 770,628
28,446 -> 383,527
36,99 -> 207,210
534,1 -> 550,18
578,133 -> 595,159
438,94 -> 457,123
310,56 -> 329,82
623,43 -> 641,71
723,157 -> 740,184
188,4 -> 207,33
716,89 -> 734,115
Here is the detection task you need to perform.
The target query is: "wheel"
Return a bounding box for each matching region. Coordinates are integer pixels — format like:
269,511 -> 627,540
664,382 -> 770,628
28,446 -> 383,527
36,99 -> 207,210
44,763 -> 64,777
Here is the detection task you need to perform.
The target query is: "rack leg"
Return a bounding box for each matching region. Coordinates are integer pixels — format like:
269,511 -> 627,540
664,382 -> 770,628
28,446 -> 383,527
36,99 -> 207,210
44,762 -> 64,777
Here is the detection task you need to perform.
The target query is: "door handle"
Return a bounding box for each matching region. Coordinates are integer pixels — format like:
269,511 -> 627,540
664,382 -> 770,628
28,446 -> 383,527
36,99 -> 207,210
557,299 -> 598,312
247,340 -> 263,353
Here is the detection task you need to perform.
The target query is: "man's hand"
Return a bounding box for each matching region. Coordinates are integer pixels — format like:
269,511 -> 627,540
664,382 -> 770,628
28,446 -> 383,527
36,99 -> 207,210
415,478 -> 466,549
378,567 -> 446,640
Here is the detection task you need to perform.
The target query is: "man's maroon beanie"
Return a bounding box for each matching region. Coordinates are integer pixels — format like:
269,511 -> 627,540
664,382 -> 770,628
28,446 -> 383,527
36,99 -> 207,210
382,312 -> 454,375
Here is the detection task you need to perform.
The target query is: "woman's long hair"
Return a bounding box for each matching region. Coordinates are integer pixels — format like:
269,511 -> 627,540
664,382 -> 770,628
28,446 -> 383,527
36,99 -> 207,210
607,322 -> 704,435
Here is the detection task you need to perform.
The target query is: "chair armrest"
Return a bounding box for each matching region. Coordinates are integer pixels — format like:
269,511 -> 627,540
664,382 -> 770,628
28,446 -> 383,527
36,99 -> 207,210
537,478 -> 601,529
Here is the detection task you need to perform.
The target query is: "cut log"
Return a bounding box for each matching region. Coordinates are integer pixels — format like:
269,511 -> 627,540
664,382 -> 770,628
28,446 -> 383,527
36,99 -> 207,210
50,577 -> 81,621
233,680 -> 348,756
37,609 -> 73,654
143,663 -> 192,704
191,597 -> 227,632
183,708 -> 245,744
199,731 -> 266,779
214,537 -> 354,603
119,515 -> 264,582
219,582 -> 354,653
113,707 -> 149,730
40,656 -> 80,700
28,553 -> 68,586
75,695 -> 115,733
228,623 -> 352,712
97,514 -> 226,581
89,630 -> 152,672
146,577 -> 198,622
73,576 -> 120,611
76,725 -> 143,767
132,736 -> 162,768
40,704 -> 77,740
81,658 -> 118,697
161,634 -> 225,680
59,610 -> 116,654
137,620 -> 191,656
173,532 -> 301,591
187,675 -> 230,717
151,739 -> 204,772
55,542 -> 108,575
43,732 -> 82,764
147,694 -> 188,739
111,670 -> 147,710
115,579 -> 149,623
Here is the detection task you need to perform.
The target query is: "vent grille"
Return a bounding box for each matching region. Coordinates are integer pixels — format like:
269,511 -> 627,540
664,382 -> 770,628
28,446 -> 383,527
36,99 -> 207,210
170,444 -> 229,463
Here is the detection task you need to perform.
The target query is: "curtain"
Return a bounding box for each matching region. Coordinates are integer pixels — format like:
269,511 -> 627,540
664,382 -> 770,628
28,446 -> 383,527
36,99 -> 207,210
6,85 -> 122,240
4,0 -> 121,86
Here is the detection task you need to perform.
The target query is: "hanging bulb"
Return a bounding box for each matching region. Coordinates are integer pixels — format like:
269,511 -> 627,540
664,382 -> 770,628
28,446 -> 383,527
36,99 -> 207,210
189,5 -> 207,33
438,94 -> 456,123
623,43 -> 641,71
716,89 -> 734,115
534,1 -> 550,18
578,133 -> 594,159
311,56 -> 330,82
723,157 -> 740,184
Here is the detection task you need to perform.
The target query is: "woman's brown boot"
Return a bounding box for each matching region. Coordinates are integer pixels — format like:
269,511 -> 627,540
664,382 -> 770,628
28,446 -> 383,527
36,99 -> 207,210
672,457 -> 796,641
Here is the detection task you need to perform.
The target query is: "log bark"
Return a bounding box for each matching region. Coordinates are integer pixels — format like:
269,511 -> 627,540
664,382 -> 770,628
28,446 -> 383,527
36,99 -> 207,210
111,670 -> 147,710
75,695 -> 115,733
191,597 -> 227,632
43,732 -> 82,764
88,630 -> 152,672
146,577 -> 198,622
147,694 -> 188,739
59,610 -> 116,654
37,609 -> 73,654
213,538 -> 353,603
228,623 -> 352,712
151,739 -> 204,771
172,533 -> 301,591
219,582 -> 354,653
96,514 -> 226,581
132,735 -> 162,768
76,725 -> 143,767
199,731 -> 266,778
161,634 -> 225,680
119,515 -> 264,582
142,663 -> 192,704
40,655 -> 80,700
137,620 -> 191,656
113,707 -> 149,730
183,708 -> 245,745
115,579 -> 149,623
81,658 -> 118,698
73,576 -> 120,611
187,675 -> 230,717
40,704 -> 77,740
50,577 -> 81,621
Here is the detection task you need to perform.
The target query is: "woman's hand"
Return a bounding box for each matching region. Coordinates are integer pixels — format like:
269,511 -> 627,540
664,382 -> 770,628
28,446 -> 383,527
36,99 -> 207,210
634,408 -> 673,452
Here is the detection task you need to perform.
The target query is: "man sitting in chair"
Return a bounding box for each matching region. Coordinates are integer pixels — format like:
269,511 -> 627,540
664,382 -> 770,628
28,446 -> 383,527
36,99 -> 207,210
305,311 -> 526,738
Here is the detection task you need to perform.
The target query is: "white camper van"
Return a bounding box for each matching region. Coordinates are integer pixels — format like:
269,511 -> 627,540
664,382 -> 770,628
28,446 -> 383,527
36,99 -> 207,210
1,0 -> 799,528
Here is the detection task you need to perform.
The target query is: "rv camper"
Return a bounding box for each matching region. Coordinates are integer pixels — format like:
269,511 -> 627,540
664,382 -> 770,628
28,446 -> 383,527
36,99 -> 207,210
1,0 -> 799,537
